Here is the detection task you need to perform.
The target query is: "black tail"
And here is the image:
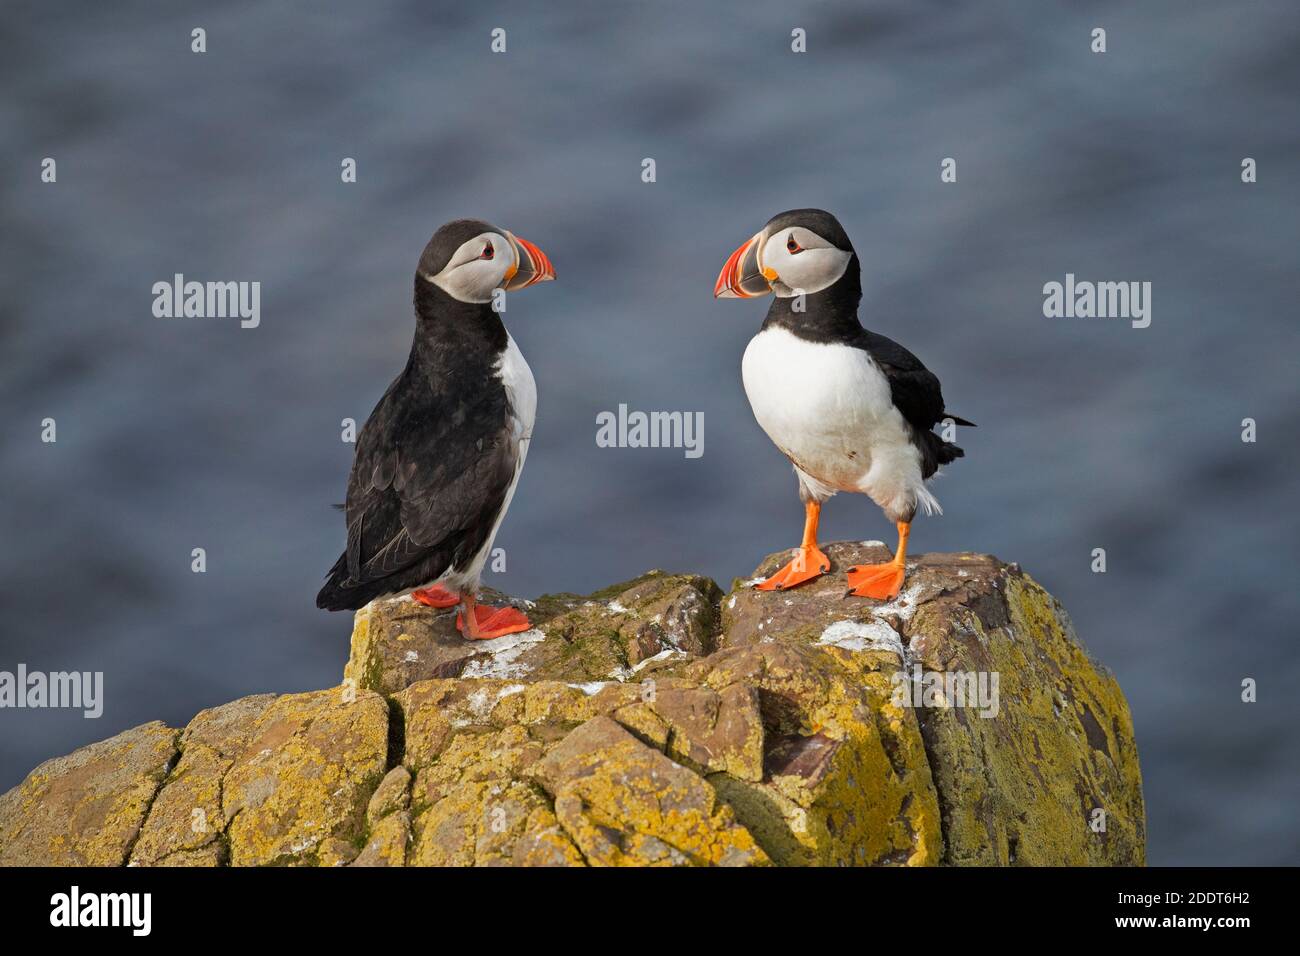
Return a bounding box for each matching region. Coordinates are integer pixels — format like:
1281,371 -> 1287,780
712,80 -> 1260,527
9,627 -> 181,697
930,432 -> 965,465
918,430 -> 965,479
316,552 -> 377,611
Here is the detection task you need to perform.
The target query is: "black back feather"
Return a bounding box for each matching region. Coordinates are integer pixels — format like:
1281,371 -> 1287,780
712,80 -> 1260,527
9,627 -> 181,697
317,279 -> 519,611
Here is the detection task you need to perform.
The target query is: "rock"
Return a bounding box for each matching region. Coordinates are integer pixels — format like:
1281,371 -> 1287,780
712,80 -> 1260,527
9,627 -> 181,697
351,812 -> 411,867
722,543 -> 1146,864
648,682 -> 765,781
350,767 -> 413,867
688,641 -> 941,866
127,694 -> 276,866
345,573 -> 721,697
389,675 -> 770,866
537,716 -> 768,866
366,766 -> 412,821
219,689 -> 389,866
0,546 -> 1146,866
128,689 -> 388,867
0,721 -> 177,866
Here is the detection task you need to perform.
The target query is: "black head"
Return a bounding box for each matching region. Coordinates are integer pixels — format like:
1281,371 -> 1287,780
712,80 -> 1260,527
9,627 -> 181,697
415,218 -> 555,304
714,207 -> 858,300
764,208 -> 854,254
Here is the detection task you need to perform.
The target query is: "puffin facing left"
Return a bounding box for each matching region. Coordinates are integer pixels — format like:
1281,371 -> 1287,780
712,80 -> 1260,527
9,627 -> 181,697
316,219 -> 555,639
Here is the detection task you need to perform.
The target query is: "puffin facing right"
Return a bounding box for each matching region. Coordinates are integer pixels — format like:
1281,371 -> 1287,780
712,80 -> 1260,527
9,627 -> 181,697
715,208 -> 973,600
317,219 -> 555,639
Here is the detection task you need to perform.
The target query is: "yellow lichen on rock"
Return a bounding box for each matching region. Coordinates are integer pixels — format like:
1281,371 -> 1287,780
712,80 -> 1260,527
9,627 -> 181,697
907,573 -> 1145,865
392,677 -> 772,866
342,603 -> 381,696
130,694 -> 277,866
720,544 -> 1145,866
402,721 -> 585,867
693,642 -> 941,866
346,574 -> 722,697
538,717 -> 768,866
126,688 -> 389,867
0,547 -> 1146,868
221,688 -> 389,866
351,811 -> 411,867
0,721 -> 177,867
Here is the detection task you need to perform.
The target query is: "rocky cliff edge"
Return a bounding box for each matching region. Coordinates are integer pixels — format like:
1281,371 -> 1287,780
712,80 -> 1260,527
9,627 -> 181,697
0,542 -> 1144,867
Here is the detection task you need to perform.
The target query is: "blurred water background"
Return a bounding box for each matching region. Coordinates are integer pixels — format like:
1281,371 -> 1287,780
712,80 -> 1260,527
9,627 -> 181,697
2,0 -> 1298,864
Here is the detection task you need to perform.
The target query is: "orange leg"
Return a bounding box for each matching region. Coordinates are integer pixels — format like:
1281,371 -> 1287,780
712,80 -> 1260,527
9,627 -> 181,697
411,584 -> 460,608
456,591 -> 532,640
754,500 -> 832,591
846,521 -> 909,600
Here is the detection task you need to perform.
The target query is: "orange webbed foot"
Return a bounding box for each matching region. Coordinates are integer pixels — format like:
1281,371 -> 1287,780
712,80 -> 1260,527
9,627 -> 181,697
457,604 -> 532,640
411,585 -> 460,608
753,545 -> 832,591
845,562 -> 905,601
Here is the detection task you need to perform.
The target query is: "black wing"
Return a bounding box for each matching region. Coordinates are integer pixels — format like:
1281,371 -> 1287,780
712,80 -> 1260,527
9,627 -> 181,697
857,330 -> 973,479
318,369 -> 517,609
858,330 -> 974,432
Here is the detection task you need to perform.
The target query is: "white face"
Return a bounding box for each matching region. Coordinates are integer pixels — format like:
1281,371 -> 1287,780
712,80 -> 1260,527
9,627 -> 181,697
422,231 -> 516,303
758,226 -> 852,297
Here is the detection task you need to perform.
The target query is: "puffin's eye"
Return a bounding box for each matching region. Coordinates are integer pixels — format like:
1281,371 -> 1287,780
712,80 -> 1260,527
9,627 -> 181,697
480,241 -> 494,260
786,235 -> 803,254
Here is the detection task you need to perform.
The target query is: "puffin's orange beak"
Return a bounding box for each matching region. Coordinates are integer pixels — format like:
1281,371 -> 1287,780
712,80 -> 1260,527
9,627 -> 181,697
504,233 -> 556,291
714,231 -> 773,299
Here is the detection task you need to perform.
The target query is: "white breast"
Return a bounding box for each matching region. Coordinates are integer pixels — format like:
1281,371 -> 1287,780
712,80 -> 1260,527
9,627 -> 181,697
499,333 -> 537,443
741,326 -> 927,515
492,332 -> 536,536
439,333 -> 537,593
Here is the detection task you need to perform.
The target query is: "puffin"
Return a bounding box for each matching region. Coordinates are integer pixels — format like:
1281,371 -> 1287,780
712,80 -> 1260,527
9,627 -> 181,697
317,219 -> 555,639
714,208 -> 973,600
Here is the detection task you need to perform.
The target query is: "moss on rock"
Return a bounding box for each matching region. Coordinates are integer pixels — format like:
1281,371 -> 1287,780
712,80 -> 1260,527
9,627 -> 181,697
0,546 -> 1144,867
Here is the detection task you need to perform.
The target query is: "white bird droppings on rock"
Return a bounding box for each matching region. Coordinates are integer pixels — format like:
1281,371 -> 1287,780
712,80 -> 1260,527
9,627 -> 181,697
459,629 -> 546,680
607,647 -> 681,682
817,619 -> 906,659
465,687 -> 492,718
870,582 -> 927,622
566,682 -> 609,696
